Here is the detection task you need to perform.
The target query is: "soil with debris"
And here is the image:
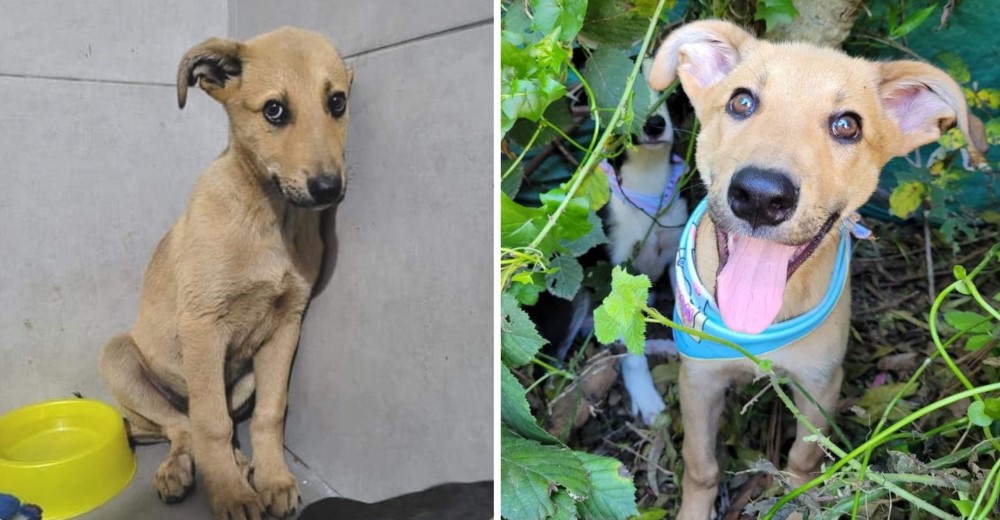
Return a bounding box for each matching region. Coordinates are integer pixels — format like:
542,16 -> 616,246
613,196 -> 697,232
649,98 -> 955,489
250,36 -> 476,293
529,217 -> 1000,519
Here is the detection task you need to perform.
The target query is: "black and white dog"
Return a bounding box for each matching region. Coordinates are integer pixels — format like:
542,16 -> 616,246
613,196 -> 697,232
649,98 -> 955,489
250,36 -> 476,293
600,63 -> 688,424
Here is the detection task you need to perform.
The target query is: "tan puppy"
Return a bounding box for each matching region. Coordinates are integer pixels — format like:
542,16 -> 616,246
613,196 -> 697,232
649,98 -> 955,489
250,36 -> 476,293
648,21 -> 966,519
99,27 -> 352,520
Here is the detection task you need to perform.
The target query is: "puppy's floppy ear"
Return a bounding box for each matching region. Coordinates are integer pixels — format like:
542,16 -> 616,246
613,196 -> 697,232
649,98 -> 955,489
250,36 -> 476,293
879,60 -> 969,157
176,37 -> 243,109
648,20 -> 753,108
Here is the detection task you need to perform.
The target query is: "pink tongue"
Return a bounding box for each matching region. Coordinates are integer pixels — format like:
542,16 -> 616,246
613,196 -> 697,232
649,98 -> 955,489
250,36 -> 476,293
716,234 -> 797,334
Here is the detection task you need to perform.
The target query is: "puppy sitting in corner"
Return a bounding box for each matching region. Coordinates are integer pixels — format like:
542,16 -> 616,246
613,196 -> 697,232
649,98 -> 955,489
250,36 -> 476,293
99,27 -> 352,520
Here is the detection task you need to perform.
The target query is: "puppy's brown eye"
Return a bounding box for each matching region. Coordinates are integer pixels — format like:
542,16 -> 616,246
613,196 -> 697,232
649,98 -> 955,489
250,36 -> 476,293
328,92 -> 347,118
726,89 -> 757,119
830,112 -> 862,141
263,100 -> 289,126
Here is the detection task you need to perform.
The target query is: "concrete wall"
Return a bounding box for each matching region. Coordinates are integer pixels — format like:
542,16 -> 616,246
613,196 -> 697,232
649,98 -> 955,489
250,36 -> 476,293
0,0 -> 492,503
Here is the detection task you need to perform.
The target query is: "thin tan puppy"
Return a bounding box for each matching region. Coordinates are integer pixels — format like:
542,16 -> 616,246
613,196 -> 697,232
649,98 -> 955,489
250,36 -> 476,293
647,20 -> 967,519
99,27 -> 352,520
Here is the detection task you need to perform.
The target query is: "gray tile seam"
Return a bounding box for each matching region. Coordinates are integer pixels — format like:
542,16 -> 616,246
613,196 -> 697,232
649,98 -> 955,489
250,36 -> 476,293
0,72 -> 174,88
344,17 -> 492,60
0,17 -> 492,88
284,443 -> 343,497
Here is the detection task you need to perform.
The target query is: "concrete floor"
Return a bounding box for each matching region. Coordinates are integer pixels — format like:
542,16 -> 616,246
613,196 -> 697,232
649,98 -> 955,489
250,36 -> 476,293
81,426 -> 335,520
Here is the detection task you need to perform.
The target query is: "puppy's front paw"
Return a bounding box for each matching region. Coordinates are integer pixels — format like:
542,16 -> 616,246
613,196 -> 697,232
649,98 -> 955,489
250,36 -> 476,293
207,477 -> 263,520
632,394 -> 667,425
621,354 -> 667,425
154,451 -> 194,503
253,466 -> 300,518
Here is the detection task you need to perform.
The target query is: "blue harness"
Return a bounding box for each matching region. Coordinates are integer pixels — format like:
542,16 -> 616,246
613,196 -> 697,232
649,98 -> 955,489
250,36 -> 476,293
672,199 -> 869,360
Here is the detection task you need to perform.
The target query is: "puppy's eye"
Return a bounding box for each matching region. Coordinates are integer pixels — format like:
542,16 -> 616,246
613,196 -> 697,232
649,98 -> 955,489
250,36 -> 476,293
830,112 -> 862,141
726,89 -> 757,118
263,100 -> 289,126
328,92 -> 347,118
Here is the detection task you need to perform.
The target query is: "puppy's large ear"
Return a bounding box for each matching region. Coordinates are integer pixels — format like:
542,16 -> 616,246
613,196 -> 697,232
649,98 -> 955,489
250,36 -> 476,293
176,38 -> 243,109
648,20 -> 753,108
879,60 -> 969,157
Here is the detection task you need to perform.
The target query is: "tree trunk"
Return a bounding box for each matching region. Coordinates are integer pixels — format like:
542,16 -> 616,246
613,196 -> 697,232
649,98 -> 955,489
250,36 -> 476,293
765,0 -> 866,48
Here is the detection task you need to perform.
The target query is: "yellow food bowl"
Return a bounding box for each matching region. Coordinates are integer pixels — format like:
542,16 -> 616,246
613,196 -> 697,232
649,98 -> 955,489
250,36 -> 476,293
0,398 -> 136,519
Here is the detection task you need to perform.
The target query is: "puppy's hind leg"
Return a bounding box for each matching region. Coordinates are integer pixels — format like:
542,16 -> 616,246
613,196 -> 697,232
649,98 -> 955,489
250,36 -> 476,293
99,334 -> 196,503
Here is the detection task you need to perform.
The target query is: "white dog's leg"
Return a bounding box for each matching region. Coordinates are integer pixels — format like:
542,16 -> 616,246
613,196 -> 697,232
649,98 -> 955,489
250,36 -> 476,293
645,338 -> 678,356
621,353 -> 666,424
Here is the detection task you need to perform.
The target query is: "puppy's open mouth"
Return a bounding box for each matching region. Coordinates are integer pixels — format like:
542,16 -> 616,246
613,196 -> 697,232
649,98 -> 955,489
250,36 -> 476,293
713,213 -> 838,334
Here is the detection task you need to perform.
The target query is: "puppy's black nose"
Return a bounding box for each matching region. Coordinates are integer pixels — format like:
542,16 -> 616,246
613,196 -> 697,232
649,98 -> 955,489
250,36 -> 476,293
307,174 -> 342,205
643,114 -> 667,137
727,167 -> 798,228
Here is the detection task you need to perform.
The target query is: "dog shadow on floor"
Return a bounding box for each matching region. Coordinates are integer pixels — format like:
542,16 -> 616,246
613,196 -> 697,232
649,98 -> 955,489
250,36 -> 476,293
298,481 -> 493,520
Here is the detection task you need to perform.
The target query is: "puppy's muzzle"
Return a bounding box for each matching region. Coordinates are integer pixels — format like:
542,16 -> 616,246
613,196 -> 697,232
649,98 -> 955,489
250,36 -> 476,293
307,174 -> 344,205
727,167 -> 799,229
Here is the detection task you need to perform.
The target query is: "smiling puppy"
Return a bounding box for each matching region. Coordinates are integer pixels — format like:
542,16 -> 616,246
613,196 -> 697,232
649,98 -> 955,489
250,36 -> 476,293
648,21 -> 967,519
99,27 -> 351,520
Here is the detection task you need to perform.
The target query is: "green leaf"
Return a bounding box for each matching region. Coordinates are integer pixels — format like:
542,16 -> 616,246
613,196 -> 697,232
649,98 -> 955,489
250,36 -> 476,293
508,102 -> 576,149
540,188 -> 594,241
510,280 -> 545,306
755,0 -> 799,33
858,382 -> 918,419
964,334 -> 992,352
500,429 -> 591,520
574,452 -> 639,520
500,193 -> 559,255
977,88 -> 1000,110
985,118 -> 1000,146
547,254 -> 585,300
501,364 -> 561,443
888,181 -> 926,219
578,0 -> 649,48
503,2 -> 543,47
502,167 -> 525,200
967,400 -> 993,427
632,508 -> 669,520
985,397 -> 1000,420
501,292 -> 549,367
502,76 -> 568,136
530,0 -> 589,43
937,127 -> 966,151
951,498 -> 975,516
934,51 -> 971,84
943,310 -> 993,335
576,164 -> 611,211
549,491 -> 580,520
501,39 -> 569,136
593,266 -> 650,354
582,49 -> 633,112
889,4 -> 936,39
562,212 -> 609,256
953,265 -> 971,294
531,34 -> 573,74
632,0 -> 674,19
